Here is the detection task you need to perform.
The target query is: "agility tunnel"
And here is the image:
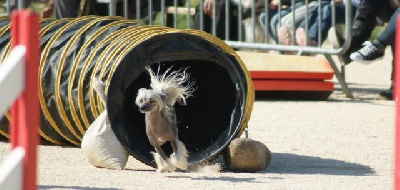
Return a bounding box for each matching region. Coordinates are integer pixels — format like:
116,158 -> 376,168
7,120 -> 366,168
0,15 -> 254,167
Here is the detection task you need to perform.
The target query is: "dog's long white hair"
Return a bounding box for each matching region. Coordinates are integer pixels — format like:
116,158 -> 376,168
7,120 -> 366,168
136,66 -> 195,124
146,66 -> 195,106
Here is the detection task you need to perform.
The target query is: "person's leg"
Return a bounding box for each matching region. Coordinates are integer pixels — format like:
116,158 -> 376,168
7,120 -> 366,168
377,7 -> 398,100
208,0 -> 226,40
259,9 -> 278,38
54,0 -> 81,18
270,2 -> 304,43
376,7 -> 400,46
193,1 -> 239,40
317,4 -> 345,43
281,2 -> 311,29
25,0 -> 31,8
269,9 -> 291,43
91,0 -> 108,16
350,8 -> 400,63
228,1 -> 240,41
280,4 -> 307,33
275,2 -> 308,45
340,0 -> 384,64
295,2 -> 330,46
379,44 -> 395,100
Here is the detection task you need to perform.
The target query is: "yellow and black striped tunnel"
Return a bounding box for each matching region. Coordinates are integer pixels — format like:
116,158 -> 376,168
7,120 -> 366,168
0,15 -> 254,168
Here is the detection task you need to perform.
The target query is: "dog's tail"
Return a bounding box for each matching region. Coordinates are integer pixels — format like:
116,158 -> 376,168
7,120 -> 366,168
170,139 -> 189,170
91,77 -> 107,107
146,66 -> 195,106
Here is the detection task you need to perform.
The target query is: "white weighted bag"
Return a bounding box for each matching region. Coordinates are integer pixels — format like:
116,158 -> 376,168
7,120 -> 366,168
81,77 -> 128,170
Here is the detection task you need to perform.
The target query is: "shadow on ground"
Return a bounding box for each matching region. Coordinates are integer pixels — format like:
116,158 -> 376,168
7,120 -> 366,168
331,82 -> 391,100
39,185 -> 120,190
166,175 -> 261,183
265,153 -> 375,176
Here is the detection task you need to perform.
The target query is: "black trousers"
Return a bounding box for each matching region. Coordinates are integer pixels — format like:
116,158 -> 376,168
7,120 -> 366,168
54,0 -> 108,19
346,0 -> 389,54
345,0 -> 397,82
193,0 -> 241,41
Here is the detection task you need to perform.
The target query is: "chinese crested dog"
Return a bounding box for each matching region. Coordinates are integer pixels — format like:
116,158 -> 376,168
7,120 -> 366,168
135,66 -> 195,172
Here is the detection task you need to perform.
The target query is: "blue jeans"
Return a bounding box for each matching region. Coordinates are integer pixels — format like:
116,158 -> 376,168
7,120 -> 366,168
259,9 -> 278,39
259,2 -> 304,43
377,7 -> 400,46
298,2 -> 355,43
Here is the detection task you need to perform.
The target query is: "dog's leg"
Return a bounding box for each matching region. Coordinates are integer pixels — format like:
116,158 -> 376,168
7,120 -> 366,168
153,146 -> 176,172
169,139 -> 188,171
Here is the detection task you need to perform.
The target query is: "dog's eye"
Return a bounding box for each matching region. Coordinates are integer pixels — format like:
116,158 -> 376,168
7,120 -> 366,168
149,99 -> 155,104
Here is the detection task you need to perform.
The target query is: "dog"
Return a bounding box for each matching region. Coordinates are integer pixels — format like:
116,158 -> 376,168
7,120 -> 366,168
135,66 -> 195,172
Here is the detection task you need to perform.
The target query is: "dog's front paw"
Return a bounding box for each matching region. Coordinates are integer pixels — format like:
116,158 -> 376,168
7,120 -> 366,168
153,152 -> 177,172
170,152 -> 188,171
157,163 -> 177,173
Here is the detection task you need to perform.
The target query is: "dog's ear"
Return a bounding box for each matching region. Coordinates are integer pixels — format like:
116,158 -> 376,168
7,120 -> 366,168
137,88 -> 147,94
159,93 -> 169,104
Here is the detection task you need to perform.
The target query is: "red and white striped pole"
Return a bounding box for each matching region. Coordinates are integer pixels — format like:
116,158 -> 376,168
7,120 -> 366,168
394,15 -> 400,190
10,10 -> 39,190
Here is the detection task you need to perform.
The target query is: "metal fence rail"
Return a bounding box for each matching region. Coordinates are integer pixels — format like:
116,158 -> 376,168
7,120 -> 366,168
95,0 -> 351,53
97,0 -> 353,97
2,0 -> 354,97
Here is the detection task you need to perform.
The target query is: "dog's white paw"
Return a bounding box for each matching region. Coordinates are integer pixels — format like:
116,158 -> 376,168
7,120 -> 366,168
153,152 -> 176,173
170,152 -> 188,170
170,140 -> 189,170
157,163 -> 177,173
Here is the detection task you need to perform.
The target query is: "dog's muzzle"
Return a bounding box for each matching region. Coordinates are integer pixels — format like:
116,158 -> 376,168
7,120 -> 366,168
138,104 -> 151,113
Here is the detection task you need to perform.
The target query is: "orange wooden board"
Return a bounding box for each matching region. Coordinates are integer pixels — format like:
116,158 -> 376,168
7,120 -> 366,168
252,80 -> 334,91
237,51 -> 334,80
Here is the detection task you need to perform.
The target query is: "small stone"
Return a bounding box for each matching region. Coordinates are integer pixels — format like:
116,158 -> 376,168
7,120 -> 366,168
223,138 -> 271,172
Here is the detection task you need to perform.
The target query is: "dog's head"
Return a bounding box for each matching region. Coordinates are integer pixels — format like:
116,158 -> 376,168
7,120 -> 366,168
135,88 -> 168,113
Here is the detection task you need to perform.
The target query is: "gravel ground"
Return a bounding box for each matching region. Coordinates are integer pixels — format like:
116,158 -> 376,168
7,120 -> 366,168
0,48 -> 396,190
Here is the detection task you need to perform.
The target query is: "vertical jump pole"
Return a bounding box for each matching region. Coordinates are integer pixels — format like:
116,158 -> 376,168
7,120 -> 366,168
10,10 -> 39,190
394,15 -> 400,190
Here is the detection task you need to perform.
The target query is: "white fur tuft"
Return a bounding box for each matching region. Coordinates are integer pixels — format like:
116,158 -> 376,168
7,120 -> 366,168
152,152 -> 176,173
146,66 -> 195,106
91,77 -> 107,107
169,140 -> 189,170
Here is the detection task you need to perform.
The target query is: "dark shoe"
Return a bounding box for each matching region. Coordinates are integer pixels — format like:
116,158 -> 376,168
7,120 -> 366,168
350,41 -> 385,64
379,90 -> 393,100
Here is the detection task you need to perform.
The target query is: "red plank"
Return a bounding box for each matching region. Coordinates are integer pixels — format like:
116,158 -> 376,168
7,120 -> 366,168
249,70 -> 333,80
237,51 -> 334,80
252,80 -> 333,91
